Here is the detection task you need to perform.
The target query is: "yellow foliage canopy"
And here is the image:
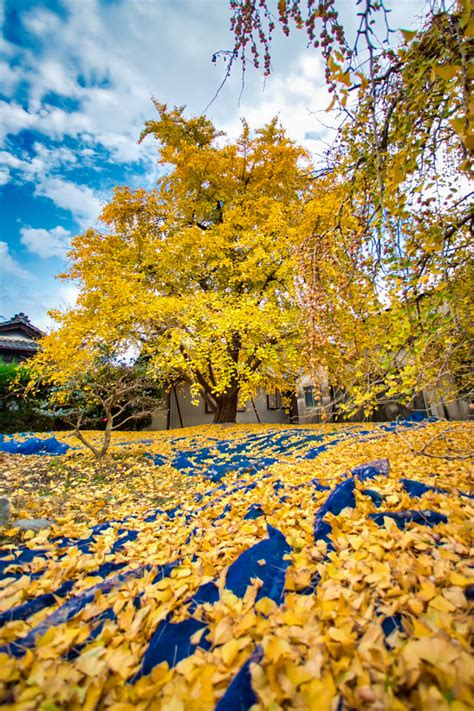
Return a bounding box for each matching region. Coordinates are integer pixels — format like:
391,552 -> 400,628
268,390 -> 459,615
36,105 -> 321,423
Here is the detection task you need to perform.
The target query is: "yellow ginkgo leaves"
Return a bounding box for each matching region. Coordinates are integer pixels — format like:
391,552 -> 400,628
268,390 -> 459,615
0,420 -> 472,710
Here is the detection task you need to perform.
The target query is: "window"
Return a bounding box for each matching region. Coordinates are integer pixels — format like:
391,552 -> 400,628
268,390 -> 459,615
267,389 -> 282,410
304,386 -> 315,408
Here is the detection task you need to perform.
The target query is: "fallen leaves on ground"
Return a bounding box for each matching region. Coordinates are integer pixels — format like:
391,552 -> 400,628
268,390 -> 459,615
0,421 -> 472,710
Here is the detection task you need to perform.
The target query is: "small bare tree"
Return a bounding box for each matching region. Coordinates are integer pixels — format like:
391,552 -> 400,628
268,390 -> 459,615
36,359 -> 161,458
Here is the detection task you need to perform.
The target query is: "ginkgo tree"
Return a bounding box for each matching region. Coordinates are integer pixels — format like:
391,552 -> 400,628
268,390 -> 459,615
35,104 -> 312,424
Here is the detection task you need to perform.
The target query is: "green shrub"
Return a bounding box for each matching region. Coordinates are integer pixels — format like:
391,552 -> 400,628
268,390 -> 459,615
0,363 -> 53,433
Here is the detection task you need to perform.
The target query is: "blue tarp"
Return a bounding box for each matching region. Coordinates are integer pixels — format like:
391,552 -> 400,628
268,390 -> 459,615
369,510 -> 448,530
130,580 -> 220,680
0,420 -> 432,480
244,503 -> 265,520
226,524 -> 291,604
401,477 -> 473,500
0,436 -> 69,455
362,489 -> 384,507
2,565 -> 153,658
215,646 -> 263,711
401,478 -> 447,497
135,615 -> 209,675
132,524 -> 290,680
352,459 -> 390,481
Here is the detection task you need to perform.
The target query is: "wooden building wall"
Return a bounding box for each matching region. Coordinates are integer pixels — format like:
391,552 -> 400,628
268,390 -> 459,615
149,382 -> 290,430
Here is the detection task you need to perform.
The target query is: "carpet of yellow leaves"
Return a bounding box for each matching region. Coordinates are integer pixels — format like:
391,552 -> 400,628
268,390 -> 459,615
0,421 -> 472,710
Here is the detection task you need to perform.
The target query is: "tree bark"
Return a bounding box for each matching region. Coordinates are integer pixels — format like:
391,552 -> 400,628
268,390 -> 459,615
73,427 -> 101,459
213,389 -> 239,423
98,412 -> 113,458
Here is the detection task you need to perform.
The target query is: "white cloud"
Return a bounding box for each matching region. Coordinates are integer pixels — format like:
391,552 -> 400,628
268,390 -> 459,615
221,53 -> 336,159
0,279 -> 79,331
34,177 -> 103,228
0,61 -> 22,97
22,8 -> 63,37
1,2 -> 242,163
19,225 -> 72,259
0,0 -> 341,172
0,167 -> 9,186
0,101 -> 38,143
0,144 -> 80,187
0,242 -> 30,279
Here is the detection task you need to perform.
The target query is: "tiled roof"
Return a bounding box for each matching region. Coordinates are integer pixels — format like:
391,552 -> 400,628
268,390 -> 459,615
0,313 -> 33,327
0,336 -> 39,351
0,313 -> 44,338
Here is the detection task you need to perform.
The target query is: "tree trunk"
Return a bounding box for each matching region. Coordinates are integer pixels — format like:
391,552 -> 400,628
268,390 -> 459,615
99,414 -> 113,458
213,389 -> 239,424
73,428 -> 101,459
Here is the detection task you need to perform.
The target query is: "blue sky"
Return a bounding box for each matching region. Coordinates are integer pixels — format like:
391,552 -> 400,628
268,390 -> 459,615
0,0 -> 426,329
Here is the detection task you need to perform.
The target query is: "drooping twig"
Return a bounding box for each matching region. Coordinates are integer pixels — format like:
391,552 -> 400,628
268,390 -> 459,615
395,421 -> 474,461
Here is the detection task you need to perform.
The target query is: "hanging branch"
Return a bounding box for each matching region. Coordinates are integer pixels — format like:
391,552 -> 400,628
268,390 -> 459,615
395,421 -> 474,461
